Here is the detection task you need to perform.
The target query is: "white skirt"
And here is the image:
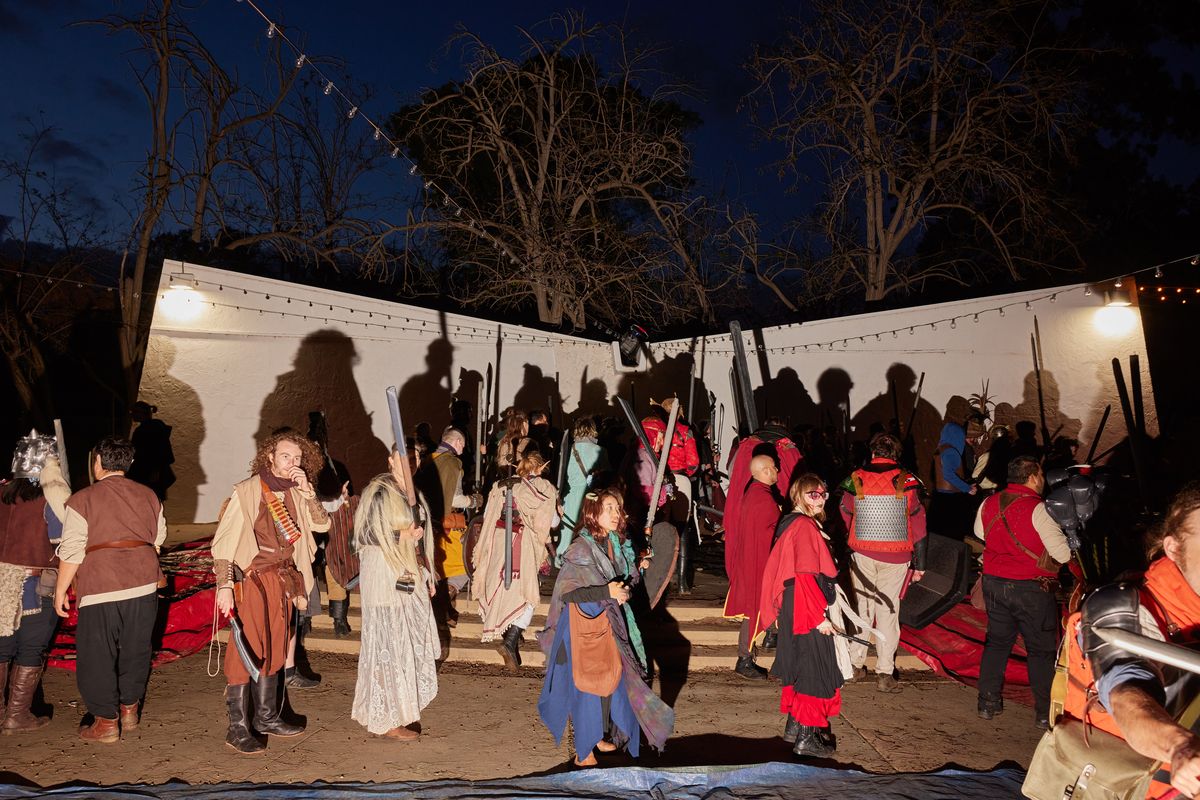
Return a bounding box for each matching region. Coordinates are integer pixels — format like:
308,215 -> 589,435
350,547 -> 441,734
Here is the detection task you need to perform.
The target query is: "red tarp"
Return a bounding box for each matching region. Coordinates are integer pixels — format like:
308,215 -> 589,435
48,538 -> 227,671
900,601 -> 1035,705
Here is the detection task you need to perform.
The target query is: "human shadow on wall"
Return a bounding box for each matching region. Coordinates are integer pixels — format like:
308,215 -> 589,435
255,329 -> 388,493
398,337 -> 456,445
851,363 -> 941,484
138,337 -> 205,522
613,352 -> 712,428
512,364 -> 564,424
573,366 -> 616,423
1014,369 -> 1083,448
754,366 -> 819,432
452,368 -> 484,481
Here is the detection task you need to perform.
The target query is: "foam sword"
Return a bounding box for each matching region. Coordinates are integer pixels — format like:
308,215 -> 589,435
226,614 -> 264,683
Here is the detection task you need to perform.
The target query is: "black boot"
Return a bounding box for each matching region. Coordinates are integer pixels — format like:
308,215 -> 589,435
677,527 -> 693,595
978,693 -> 1004,720
497,625 -> 522,671
792,725 -> 834,758
225,684 -> 266,754
782,716 -> 802,743
329,599 -> 351,638
734,655 -> 768,680
251,673 -> 304,737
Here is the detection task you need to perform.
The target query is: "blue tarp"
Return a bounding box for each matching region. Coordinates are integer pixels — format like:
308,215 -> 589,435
0,762 -> 1027,800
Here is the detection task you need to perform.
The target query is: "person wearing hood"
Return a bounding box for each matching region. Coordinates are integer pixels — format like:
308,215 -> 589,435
928,421 -> 978,540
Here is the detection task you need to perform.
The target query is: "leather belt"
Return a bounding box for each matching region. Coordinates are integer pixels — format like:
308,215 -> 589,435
85,538 -> 155,554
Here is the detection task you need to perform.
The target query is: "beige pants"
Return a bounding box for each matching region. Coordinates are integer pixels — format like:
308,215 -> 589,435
325,564 -> 347,602
848,553 -> 909,675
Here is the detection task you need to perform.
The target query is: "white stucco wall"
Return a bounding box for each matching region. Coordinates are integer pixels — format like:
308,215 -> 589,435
651,283 -> 1155,486
141,261 -> 1154,522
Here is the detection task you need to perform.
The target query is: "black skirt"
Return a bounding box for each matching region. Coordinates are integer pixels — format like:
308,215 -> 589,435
769,576 -> 844,699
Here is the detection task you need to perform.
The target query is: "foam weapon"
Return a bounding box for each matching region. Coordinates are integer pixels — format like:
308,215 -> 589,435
646,396 -> 680,535
474,380 -> 485,488
386,386 -> 422,593
617,396 -> 657,465
503,483 -> 515,589
1093,627 -> 1200,676
555,428 -> 571,495
53,418 -> 70,490
729,321 -> 759,434
1032,323 -> 1051,450
1084,405 -> 1111,465
227,615 -> 263,683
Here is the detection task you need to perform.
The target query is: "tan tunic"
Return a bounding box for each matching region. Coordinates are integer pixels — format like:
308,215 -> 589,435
470,476 -> 557,640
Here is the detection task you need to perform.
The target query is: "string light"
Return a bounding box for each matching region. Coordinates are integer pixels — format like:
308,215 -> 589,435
266,22 -> 275,38
323,81 -> 333,96
295,54 -> 306,68
347,106 -> 358,119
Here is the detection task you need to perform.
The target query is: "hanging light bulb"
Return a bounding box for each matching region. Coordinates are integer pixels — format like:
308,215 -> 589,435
973,313 -> 979,323
408,163 -> 417,175
1155,267 -> 1163,278
1025,301 -> 1032,310
324,81 -> 334,96
1085,286 -> 1093,296
373,127 -> 381,141
347,106 -> 358,119
266,22 -> 276,38
999,307 -> 1006,317
295,54 -> 306,69
1050,294 -> 1057,303
1115,277 -> 1123,288
391,147 -> 400,158
950,319 -> 957,329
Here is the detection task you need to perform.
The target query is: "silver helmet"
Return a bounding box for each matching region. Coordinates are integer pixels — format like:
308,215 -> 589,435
11,429 -> 57,483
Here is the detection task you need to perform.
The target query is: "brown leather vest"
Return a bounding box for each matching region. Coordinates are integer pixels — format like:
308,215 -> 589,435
0,495 -> 57,569
66,476 -> 162,600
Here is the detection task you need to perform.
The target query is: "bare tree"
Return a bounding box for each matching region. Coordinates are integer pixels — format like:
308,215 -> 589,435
746,0 -> 1081,303
389,14 -> 735,328
0,126 -> 111,421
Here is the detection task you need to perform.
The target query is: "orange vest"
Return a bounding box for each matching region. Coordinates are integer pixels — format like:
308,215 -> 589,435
846,467 -> 914,553
1060,558 -> 1200,798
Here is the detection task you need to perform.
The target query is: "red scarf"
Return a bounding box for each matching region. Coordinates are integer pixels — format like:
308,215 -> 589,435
259,471 -> 302,547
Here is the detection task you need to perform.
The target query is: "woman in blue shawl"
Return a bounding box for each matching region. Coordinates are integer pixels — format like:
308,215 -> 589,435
537,490 -> 674,766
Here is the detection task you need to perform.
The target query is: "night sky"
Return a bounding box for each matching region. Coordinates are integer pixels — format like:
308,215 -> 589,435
0,0 -> 807,242
1,1 -> 1196,253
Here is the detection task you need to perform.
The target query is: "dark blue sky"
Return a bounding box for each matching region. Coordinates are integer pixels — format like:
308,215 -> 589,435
0,0 -> 809,244
1,1 -> 1196,251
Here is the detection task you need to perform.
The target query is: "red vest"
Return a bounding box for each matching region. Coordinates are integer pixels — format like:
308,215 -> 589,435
66,476 -> 162,600
846,466 -> 915,554
980,485 -> 1052,580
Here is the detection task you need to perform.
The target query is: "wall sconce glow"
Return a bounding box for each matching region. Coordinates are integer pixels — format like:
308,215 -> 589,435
1093,306 -> 1138,338
159,286 -> 204,323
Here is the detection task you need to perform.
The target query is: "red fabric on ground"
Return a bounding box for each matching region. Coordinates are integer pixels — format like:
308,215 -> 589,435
899,601 -> 1034,706
48,538 -> 228,671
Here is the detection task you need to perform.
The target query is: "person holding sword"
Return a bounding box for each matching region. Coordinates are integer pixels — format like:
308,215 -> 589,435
211,430 -> 330,754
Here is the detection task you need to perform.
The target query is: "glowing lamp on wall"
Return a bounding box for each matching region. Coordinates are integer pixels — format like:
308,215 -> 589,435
160,269 -> 204,323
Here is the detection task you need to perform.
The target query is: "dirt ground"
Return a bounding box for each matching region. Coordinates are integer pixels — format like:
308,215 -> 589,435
0,649 -> 1042,789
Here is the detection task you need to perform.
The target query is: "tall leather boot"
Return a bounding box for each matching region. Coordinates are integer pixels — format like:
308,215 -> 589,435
0,661 -> 8,721
251,672 -> 304,737
329,599 -> 351,638
224,683 -> 266,754
2,664 -> 50,733
286,624 -> 320,689
677,528 -> 693,595
497,625 -> 522,671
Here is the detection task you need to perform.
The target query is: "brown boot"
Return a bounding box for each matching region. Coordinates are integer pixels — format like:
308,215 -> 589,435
79,715 -> 120,743
2,665 -> 50,733
119,702 -> 140,732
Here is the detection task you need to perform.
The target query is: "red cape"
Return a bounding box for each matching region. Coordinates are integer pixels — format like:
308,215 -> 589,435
722,480 -> 781,620
723,433 -> 801,578
756,514 -> 837,639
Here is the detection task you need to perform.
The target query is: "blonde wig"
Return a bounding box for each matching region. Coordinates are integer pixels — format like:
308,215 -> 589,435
352,474 -> 420,579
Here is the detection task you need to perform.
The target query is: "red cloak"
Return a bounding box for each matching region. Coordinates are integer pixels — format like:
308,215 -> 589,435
756,514 -> 837,639
722,480 -> 781,621
722,432 -> 801,578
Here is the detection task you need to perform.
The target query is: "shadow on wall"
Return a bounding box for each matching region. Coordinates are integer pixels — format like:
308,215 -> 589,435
851,363 -> 942,485
513,364 -> 564,426
1015,369 -> 1082,447
256,329 -> 388,493
139,337 -> 205,523
398,337 -> 456,446
613,352 -> 713,429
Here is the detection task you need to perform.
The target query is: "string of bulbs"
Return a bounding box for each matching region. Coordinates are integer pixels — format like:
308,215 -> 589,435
654,251 -> 1200,356
232,0 -> 526,269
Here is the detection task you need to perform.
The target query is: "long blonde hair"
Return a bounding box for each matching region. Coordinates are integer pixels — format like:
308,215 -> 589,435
352,474 -> 419,578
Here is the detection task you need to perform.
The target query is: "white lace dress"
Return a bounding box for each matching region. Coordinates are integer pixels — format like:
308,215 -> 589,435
350,546 -> 441,734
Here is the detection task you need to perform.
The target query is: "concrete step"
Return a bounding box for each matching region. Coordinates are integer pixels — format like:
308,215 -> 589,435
318,592 -> 734,624
222,625 -> 926,672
